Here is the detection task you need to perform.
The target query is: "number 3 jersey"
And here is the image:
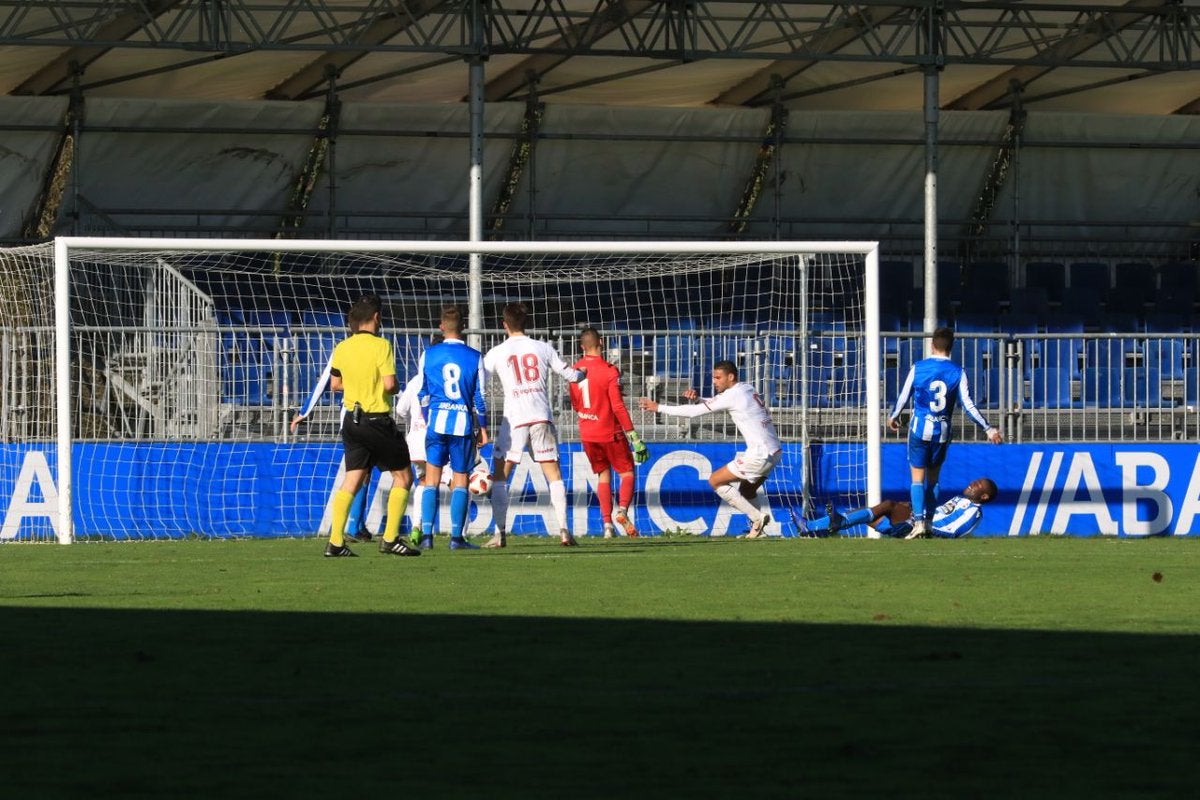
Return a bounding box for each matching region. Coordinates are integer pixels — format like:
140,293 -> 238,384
417,339 -> 488,437
889,354 -> 992,442
483,334 -> 583,428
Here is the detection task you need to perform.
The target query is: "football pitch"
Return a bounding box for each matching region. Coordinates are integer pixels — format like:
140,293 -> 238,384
3,535 -> 1198,799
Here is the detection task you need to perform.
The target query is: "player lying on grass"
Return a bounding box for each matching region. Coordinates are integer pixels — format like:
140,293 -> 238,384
803,477 -> 998,539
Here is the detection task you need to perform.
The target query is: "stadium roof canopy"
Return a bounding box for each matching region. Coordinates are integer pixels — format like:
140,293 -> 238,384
0,0 -> 1196,113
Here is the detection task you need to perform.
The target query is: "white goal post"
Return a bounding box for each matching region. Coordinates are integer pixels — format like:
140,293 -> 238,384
15,237 -> 881,542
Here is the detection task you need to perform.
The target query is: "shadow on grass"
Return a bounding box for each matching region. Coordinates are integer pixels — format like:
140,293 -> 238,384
5,608 -> 1197,799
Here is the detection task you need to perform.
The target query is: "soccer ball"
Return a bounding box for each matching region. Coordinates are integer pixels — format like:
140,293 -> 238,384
468,470 -> 493,496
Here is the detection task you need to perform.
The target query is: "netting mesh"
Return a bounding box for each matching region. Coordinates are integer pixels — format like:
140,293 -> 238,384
1,242 -> 872,541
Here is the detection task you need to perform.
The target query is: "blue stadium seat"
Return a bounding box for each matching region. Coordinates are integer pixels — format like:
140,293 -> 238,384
1186,367 -> 1200,408
1031,364 -> 1080,409
880,260 -> 915,307
969,366 -> 1001,409
805,363 -> 833,408
1158,260 -> 1198,293
1068,261 -> 1111,292
1059,287 -> 1106,329
1042,337 -> 1083,378
1100,312 -> 1140,334
1085,338 -> 1139,370
1024,261 -> 1066,304
937,261 -> 962,300
954,312 -> 999,333
1044,313 -> 1085,334
654,319 -> 700,381
1081,367 -> 1123,407
1008,287 -> 1050,322
1114,262 -> 1153,292
1125,366 -> 1175,408
1142,337 -> 1187,380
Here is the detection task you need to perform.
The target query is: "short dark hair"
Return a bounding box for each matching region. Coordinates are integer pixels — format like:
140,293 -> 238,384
580,326 -> 601,347
932,326 -> 955,353
714,360 -> 738,379
440,305 -> 463,334
502,302 -> 529,332
347,296 -> 380,329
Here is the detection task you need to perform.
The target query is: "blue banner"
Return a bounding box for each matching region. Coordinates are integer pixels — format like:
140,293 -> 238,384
2,442 -> 1197,539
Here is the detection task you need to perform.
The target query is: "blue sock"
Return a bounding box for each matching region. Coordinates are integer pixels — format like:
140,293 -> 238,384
420,486 -> 438,538
911,482 -> 926,520
844,508 -> 874,527
346,482 -> 368,533
925,483 -> 939,514
450,487 -> 469,539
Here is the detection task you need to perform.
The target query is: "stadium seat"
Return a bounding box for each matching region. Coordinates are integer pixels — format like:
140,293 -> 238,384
1058,287 -> 1106,329
1008,287 -> 1050,322
1186,367 -> 1200,408
1031,364 -> 1080,409
936,261 -> 963,310
1151,286 -> 1195,315
1142,311 -> 1187,333
1158,260 -> 1199,294
880,260 -> 915,306
1081,366 -> 1123,407
1024,261 -> 1066,304
970,366 -> 1002,409
1100,311 -> 1140,334
1142,337 -> 1187,380
1041,337 -> 1083,379
1085,337 -> 1139,370
1125,366 -> 1175,408
954,312 -> 999,334
1044,312 -> 1085,334
653,319 -> 700,382
1068,261 -> 1111,293
1114,262 -> 1153,292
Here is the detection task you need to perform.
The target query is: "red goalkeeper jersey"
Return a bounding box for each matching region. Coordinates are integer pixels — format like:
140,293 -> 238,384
569,355 -> 635,442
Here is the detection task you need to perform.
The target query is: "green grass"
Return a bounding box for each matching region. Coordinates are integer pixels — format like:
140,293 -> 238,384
3,535 -> 1199,798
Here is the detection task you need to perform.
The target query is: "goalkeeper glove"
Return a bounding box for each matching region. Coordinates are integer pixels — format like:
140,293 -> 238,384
627,430 -> 649,464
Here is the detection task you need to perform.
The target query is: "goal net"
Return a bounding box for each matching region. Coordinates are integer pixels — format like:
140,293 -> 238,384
0,238 -> 880,542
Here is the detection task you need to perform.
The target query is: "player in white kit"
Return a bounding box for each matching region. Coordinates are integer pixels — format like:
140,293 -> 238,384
482,302 -> 586,547
639,360 -> 782,538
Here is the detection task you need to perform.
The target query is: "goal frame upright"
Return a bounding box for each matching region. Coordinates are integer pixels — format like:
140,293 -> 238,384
51,235 -> 882,544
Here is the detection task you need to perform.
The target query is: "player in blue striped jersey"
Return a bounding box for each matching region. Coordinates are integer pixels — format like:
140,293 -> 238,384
888,326 -> 1002,537
416,305 -> 489,550
804,477 -> 997,538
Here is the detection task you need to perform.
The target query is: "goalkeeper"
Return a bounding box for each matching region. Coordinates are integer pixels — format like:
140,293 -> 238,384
804,477 -> 998,539
568,327 -> 648,538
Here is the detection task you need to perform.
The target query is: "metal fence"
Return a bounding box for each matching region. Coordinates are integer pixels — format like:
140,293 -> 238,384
6,325 -> 1197,444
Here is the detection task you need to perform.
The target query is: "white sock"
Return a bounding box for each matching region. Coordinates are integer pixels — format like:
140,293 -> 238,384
549,479 -> 568,531
491,481 -> 509,534
715,483 -> 762,520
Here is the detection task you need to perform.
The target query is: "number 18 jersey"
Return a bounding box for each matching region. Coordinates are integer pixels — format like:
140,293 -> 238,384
483,334 -> 583,428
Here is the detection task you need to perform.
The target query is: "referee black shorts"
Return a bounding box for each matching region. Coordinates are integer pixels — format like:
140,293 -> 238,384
341,413 -> 412,473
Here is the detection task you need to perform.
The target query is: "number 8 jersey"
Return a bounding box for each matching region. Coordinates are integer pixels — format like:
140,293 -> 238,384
483,333 -> 584,427
888,354 -> 993,442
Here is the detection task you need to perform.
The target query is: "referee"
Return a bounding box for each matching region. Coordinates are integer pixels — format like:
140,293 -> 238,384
324,294 -> 418,557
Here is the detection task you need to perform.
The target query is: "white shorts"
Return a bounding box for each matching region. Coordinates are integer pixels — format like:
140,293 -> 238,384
406,427 -> 426,464
728,449 -> 782,483
496,418 -> 560,463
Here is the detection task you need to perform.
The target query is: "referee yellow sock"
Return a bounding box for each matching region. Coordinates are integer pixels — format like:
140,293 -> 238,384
383,486 -> 410,542
329,489 -> 355,547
